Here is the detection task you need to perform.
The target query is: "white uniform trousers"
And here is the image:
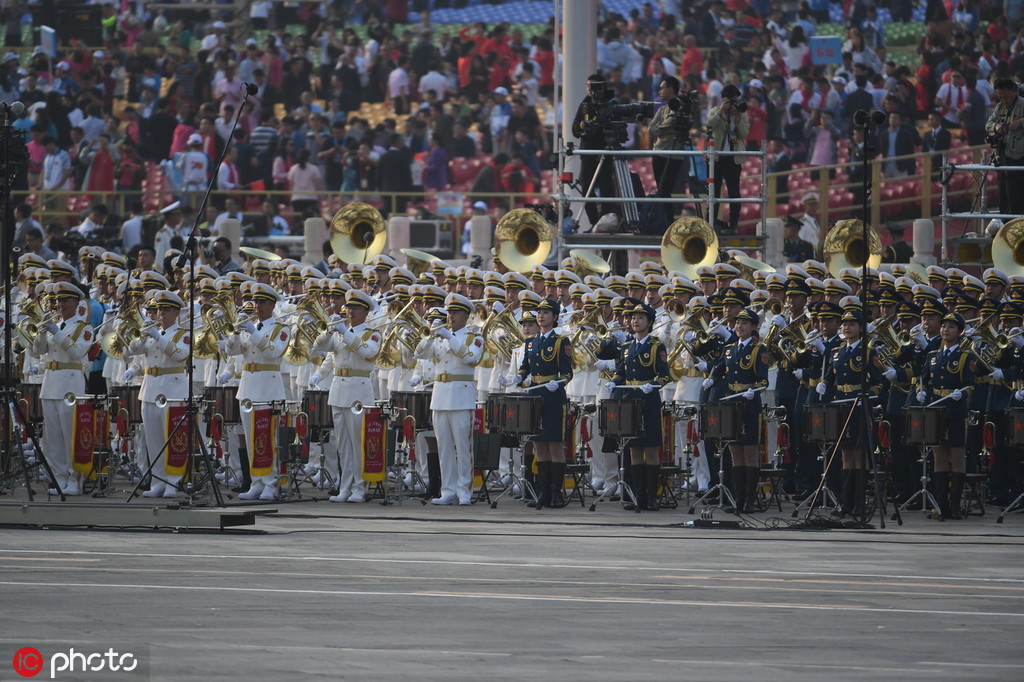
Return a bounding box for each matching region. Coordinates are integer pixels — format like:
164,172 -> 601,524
591,390 -> 619,489
674,404 -> 711,491
141,402 -> 183,488
41,399 -> 74,487
433,409 -> 473,501
331,406 -> 366,499
240,411 -> 277,487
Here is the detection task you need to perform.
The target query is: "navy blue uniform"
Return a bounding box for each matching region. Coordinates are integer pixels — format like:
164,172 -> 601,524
518,330 -> 573,442
919,344 -> 975,447
822,340 -> 883,448
709,338 -> 769,446
609,334 -> 671,447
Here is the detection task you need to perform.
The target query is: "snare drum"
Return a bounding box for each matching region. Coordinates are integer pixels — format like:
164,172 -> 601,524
111,385 -> 143,424
17,384 -> 43,422
903,406 -> 948,447
804,403 -> 847,444
485,393 -> 503,431
599,398 -> 645,437
1006,408 -> 1024,446
390,390 -> 432,430
204,386 -> 240,424
301,390 -> 332,429
700,401 -> 746,441
498,394 -> 543,435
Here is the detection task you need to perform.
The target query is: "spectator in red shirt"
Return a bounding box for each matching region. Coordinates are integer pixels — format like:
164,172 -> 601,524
680,35 -> 703,78
745,96 -> 767,151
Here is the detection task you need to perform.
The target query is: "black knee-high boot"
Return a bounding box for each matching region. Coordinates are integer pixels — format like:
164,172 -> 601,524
932,471 -> 949,518
645,465 -> 661,511
531,461 -> 551,509
840,469 -> 854,516
425,451 -> 441,499
948,472 -> 965,520
549,460 -> 565,508
743,466 -> 759,513
851,469 -> 867,518
731,466 -> 745,511
626,464 -> 647,510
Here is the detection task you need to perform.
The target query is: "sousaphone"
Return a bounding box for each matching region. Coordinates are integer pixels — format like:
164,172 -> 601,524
494,208 -> 552,273
330,202 -> 387,264
660,217 -> 719,280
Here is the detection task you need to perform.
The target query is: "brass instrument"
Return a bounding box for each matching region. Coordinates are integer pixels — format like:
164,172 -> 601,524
753,297 -> 784,316
765,312 -> 809,365
568,249 -> 611,278
14,295 -> 46,348
997,329 -> 1024,349
99,301 -> 147,360
494,208 -> 552,273
283,294 -> 334,365
823,219 -> 883,277
569,308 -> 609,371
731,253 -> 775,283
965,317 -> 1003,370
660,217 -> 718,280
868,312 -> 902,366
482,305 -> 526,364
399,248 -> 441,276
194,290 -> 239,359
992,217 -> 1024,272
330,202 -> 387,264
378,299 -> 432,369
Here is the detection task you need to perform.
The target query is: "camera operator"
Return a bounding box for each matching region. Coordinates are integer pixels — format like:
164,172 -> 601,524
706,84 -> 750,233
986,77 -> 1024,215
571,74 -> 620,229
647,76 -> 688,220
207,237 -> 243,276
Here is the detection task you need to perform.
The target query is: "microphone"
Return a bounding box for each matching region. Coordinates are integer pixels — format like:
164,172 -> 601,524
243,82 -> 258,96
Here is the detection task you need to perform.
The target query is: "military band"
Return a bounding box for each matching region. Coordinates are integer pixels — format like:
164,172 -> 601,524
5,208 -> 1024,525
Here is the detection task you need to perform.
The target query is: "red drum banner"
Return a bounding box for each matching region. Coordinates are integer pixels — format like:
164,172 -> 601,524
250,408 -> 276,477
165,405 -> 191,477
72,402 -> 95,474
362,408 -> 385,482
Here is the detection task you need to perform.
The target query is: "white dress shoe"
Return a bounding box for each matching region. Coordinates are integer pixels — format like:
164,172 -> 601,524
62,482 -> 81,496
430,494 -> 458,505
345,493 -> 365,503
163,485 -> 179,498
259,485 -> 278,501
329,490 -> 351,503
458,497 -> 472,506
237,482 -> 265,500
143,482 -> 166,498
590,477 -> 605,491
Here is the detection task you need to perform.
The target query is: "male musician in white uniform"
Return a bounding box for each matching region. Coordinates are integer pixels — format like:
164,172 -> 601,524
33,282 -> 94,495
415,293 -> 484,505
225,282 -> 289,500
126,290 -> 191,497
315,289 -> 381,503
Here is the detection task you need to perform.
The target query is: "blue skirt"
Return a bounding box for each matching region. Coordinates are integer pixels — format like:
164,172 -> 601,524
610,388 -> 663,448
527,385 -> 569,443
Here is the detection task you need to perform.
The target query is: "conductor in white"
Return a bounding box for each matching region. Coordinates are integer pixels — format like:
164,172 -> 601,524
414,293 -> 484,505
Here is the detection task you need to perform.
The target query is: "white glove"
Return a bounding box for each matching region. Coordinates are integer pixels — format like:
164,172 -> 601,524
218,370 -> 232,384
309,372 -> 322,387
145,324 -> 161,339
122,368 -> 135,383
950,389 -> 963,401
695,359 -> 708,372
701,377 -> 714,389
333,320 -> 349,334
683,331 -> 696,343
883,367 -> 897,381
640,383 -> 656,394
914,333 -> 928,349
216,339 -> 227,352
239,321 -> 256,335
815,382 -> 827,396
43,321 -> 59,335
496,373 -> 510,387
990,368 -> 1005,382
714,324 -> 731,339
811,337 -> 825,353
743,388 -> 755,400
595,359 -> 616,372
436,327 -> 455,341
545,380 -> 560,392
965,325 -> 976,337
916,390 -> 928,403
27,364 -> 40,376
408,374 -> 422,387
1013,333 -> 1024,349
491,301 -> 505,314
793,368 -> 804,380
604,381 -> 617,392
772,315 -> 787,328
1016,389 -> 1024,401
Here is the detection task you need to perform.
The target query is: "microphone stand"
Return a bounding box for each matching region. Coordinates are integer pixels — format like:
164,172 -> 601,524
128,83 -> 255,506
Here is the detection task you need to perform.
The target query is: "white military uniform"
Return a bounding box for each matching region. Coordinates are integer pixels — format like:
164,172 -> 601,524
415,325 -> 484,504
128,321 -> 191,496
33,312 -> 93,494
314,320 -> 381,502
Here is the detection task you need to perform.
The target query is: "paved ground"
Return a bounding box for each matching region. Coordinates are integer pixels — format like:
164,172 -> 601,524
0,487 -> 1022,682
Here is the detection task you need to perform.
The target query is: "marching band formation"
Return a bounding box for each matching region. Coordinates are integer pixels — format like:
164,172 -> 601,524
5,205 -> 1024,521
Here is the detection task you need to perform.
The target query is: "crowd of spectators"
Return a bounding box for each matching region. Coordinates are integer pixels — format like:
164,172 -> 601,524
0,0 -> 1019,246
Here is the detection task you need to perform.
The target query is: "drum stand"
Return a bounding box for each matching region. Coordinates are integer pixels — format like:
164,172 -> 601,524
688,439 -> 737,514
589,439 -> 641,513
997,491 -> 1024,523
0,392 -> 61,501
790,442 -> 841,517
895,447 -> 944,519
383,412 -> 418,506
290,428 -> 336,495
489,441 -> 536,509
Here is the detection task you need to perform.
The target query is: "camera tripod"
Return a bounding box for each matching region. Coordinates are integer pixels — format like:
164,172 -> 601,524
568,139 -> 640,232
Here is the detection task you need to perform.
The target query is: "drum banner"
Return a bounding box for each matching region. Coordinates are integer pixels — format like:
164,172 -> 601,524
94,406 -> 110,451
562,406 -> 575,461
72,402 -> 95,474
210,415 -> 223,460
361,408 -> 385,482
658,410 -> 673,465
165,405 -> 191,477
250,408 -> 276,477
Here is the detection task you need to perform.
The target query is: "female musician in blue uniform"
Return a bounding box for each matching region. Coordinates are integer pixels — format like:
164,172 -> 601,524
817,308 -> 883,517
915,311 -> 975,519
604,300 -> 671,511
516,298 -> 573,509
703,307 -> 769,513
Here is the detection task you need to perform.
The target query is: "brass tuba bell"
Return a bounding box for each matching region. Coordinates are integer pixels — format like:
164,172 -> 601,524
399,248 -> 441,277
660,217 -> 719,280
330,202 -> 387,265
494,208 -> 552,273
992,217 -> 1024,273
823,218 -> 883,277
568,249 -> 611,278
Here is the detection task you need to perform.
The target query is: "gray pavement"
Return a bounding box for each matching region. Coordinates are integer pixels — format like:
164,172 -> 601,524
1,493 -> 1023,682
